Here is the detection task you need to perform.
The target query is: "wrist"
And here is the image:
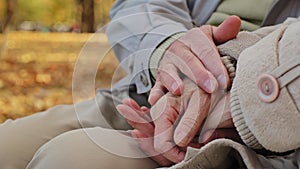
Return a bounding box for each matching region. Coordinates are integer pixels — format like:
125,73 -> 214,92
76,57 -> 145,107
149,32 -> 186,80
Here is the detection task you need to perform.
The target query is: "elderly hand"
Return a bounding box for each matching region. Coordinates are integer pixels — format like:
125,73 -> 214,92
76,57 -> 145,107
150,78 -> 210,163
117,79 -> 211,164
117,93 -> 204,166
198,93 -> 242,145
116,99 -> 173,166
117,82 -> 241,166
148,15 -> 241,105
150,79 -> 242,164
117,16 -> 242,165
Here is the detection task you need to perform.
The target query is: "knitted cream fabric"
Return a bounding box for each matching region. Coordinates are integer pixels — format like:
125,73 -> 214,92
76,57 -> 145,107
217,31 -> 262,60
217,31 -> 265,150
230,21 -> 300,153
169,139 -> 264,169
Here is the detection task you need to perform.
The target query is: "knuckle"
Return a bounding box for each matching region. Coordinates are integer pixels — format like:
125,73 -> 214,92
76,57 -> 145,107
184,53 -> 196,66
154,140 -> 165,153
168,40 -> 183,52
151,96 -> 171,120
180,116 -> 198,131
198,47 -> 215,60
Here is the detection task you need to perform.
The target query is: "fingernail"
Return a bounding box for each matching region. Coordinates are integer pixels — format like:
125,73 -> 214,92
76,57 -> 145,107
204,76 -> 218,93
171,82 -> 178,93
217,75 -> 227,89
148,89 -> 157,104
148,94 -> 154,105
176,131 -> 186,140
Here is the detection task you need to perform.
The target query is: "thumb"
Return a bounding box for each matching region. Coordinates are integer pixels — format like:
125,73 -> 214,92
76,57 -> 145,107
174,91 -> 211,147
148,81 -> 166,105
213,15 -> 241,44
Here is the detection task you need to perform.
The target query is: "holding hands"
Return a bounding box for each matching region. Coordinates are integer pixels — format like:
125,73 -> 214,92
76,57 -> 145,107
148,15 -> 241,104
117,79 -> 241,166
117,16 -> 242,166
118,78 -> 211,165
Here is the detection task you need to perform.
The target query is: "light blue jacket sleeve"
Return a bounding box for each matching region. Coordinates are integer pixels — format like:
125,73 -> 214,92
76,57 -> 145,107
106,0 -> 222,93
106,0 -> 194,93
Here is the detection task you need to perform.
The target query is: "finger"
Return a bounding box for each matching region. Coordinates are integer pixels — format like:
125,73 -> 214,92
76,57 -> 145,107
141,106 -> 150,113
161,144 -> 186,164
188,16 -> 240,90
213,15 -> 241,44
154,122 -> 186,163
166,44 -> 218,93
116,105 -> 154,135
155,125 -> 186,164
201,93 -> 233,130
201,15 -> 240,89
217,109 -> 234,129
200,128 -> 243,145
117,103 -> 148,123
122,98 -> 141,111
150,93 -> 181,122
174,90 -> 211,147
122,99 -> 152,122
132,130 -> 173,166
157,63 -> 183,96
151,97 -> 185,163
148,81 -> 167,105
188,26 -> 229,90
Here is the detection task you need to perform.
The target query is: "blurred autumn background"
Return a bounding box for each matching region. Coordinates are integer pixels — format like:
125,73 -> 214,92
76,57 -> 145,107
0,0 -> 124,123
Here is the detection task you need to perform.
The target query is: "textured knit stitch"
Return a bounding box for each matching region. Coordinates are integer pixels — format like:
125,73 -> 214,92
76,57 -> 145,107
221,55 -> 237,89
230,87 -> 263,150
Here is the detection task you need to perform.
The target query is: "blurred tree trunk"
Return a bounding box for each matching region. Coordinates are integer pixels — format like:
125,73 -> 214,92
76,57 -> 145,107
2,0 -> 15,32
79,0 -> 95,33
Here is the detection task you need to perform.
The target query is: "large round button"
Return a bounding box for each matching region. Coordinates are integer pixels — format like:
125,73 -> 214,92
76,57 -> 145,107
257,74 -> 280,103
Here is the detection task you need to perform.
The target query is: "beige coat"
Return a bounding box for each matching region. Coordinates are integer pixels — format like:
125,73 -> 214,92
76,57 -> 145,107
168,19 -> 300,169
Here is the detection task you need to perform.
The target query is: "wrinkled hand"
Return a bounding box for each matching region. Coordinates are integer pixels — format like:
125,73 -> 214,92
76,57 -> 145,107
150,78 -> 210,163
149,15 -> 241,105
117,93 -> 204,166
116,99 -> 173,166
117,81 -> 242,166
198,93 -> 242,145
150,79 -> 242,164
116,16 -> 242,165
